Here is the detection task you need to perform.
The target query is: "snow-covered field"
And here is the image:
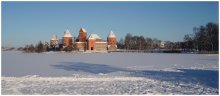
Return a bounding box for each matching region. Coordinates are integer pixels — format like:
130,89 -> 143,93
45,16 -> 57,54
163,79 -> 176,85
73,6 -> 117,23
1,51 -> 219,94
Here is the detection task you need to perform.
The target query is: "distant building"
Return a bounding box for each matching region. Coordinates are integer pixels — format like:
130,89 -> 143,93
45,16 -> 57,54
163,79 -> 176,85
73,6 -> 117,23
63,29 -> 73,47
50,35 -> 58,47
160,41 -> 165,48
50,28 -> 117,51
107,31 -> 117,51
77,28 -> 87,42
75,28 -> 88,51
86,33 -> 107,51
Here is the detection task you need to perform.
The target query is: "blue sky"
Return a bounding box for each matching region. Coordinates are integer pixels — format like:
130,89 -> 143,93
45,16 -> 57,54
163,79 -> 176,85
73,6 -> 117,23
2,1 -> 218,47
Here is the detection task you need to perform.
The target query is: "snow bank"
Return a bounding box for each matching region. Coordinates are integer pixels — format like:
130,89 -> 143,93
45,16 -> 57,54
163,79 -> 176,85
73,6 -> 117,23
2,76 -> 218,95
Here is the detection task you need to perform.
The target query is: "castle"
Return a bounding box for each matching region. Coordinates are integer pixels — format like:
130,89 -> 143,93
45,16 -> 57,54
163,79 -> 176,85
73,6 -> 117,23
50,28 -> 117,51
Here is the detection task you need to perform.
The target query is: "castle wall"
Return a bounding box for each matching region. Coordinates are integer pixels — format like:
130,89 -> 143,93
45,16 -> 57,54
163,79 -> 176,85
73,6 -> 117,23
63,37 -> 73,47
75,41 -> 107,51
75,42 -> 87,50
107,37 -> 117,45
96,42 -> 107,51
108,45 -> 117,51
78,31 -> 87,42
87,39 -> 96,50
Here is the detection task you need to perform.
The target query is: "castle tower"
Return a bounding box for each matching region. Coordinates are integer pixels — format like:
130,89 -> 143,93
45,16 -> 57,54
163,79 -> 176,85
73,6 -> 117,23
87,34 -> 96,50
107,31 -> 117,51
50,35 -> 58,47
63,29 -> 73,47
78,28 -> 87,42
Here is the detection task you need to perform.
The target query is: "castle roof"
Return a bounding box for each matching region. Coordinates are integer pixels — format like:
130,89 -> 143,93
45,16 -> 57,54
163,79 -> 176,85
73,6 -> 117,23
51,35 -> 57,40
88,34 -> 101,40
108,31 -> 116,38
88,34 -> 96,39
80,28 -> 87,33
63,29 -> 72,37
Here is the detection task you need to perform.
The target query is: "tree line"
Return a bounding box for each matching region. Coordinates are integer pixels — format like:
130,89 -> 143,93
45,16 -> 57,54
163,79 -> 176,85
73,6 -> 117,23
183,22 -> 218,52
20,41 -> 49,53
19,41 -> 79,53
117,22 -> 218,53
117,34 -> 183,51
117,34 -> 162,50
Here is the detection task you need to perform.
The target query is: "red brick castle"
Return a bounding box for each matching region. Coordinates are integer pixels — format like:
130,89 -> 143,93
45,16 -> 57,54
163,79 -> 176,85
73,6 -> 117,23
50,28 -> 117,51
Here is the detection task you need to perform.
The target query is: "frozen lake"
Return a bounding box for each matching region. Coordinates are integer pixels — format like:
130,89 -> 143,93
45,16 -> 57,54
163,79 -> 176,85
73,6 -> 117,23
2,51 -> 218,77
1,51 -> 219,94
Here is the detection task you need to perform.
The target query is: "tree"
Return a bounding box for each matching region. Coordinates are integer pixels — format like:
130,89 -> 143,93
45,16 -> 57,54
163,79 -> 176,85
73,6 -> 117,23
152,38 -> 160,49
117,38 -> 125,49
63,46 -> 73,52
29,44 -> 35,52
194,26 -> 206,51
206,22 -> 219,51
124,33 -> 132,50
23,45 -> 29,52
145,37 -> 153,49
164,41 -> 174,49
125,35 -> 147,50
17,47 -> 23,51
138,36 -> 145,50
184,34 -> 194,51
35,41 -> 44,53
183,22 -> 218,52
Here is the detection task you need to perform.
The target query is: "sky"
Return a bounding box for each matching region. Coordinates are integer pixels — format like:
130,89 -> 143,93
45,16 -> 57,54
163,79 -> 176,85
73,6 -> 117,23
2,1 -> 219,47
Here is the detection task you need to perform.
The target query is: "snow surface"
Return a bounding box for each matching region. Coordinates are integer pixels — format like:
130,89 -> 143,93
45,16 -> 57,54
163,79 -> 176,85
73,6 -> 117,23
1,51 -> 219,94
2,76 -> 218,95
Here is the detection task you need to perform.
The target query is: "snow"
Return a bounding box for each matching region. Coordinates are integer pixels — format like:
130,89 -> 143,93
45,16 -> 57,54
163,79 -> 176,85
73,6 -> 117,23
96,42 -> 107,43
108,45 -> 117,48
80,28 -> 87,32
1,51 -> 219,94
50,35 -> 57,40
88,34 -> 96,39
108,30 -> 116,38
63,29 -> 72,37
75,42 -> 87,43
88,34 -> 101,39
2,75 -> 218,95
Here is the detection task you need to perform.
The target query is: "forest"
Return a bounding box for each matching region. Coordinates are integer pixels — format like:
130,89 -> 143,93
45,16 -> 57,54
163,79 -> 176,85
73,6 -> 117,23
117,22 -> 218,53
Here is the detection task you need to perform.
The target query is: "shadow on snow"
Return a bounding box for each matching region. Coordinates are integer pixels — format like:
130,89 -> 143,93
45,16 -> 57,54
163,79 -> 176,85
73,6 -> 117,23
130,69 -> 219,89
51,62 -> 129,74
51,62 -> 218,89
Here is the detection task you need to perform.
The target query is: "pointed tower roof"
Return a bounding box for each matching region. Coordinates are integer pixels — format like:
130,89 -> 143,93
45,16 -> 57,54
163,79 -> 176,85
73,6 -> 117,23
51,35 -> 57,40
108,30 -> 116,38
79,28 -> 87,33
63,29 -> 72,37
